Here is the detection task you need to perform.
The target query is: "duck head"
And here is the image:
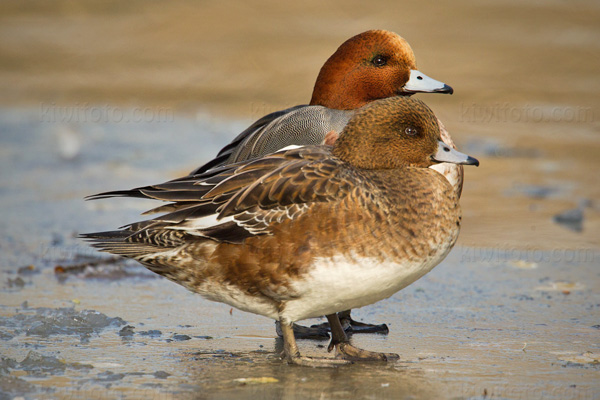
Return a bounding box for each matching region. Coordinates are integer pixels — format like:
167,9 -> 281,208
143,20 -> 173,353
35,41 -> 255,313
332,96 -> 479,169
310,30 -> 453,110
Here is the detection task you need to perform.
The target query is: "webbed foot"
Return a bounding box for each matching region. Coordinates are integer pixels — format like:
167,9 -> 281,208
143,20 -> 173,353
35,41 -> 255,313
325,314 -> 399,362
308,310 -> 389,335
279,319 -> 350,367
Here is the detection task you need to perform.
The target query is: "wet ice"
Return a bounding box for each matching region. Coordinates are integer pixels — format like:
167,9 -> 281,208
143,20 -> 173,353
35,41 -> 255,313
0,306 -> 126,342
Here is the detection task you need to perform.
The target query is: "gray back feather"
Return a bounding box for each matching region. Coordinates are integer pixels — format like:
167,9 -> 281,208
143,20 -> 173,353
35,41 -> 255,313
225,106 -> 353,164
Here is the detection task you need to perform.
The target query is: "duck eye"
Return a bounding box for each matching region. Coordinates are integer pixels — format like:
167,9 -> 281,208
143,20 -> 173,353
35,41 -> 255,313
371,55 -> 387,67
405,126 -> 418,136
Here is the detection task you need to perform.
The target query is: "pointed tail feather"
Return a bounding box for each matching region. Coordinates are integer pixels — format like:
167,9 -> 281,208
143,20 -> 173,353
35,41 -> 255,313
80,230 -> 165,258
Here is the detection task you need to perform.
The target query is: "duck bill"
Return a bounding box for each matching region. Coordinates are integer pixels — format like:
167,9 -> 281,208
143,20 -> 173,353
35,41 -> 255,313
402,70 -> 454,94
432,141 -> 479,166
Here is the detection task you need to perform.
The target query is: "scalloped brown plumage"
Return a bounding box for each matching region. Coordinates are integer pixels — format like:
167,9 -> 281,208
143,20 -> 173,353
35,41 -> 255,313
83,96 -> 478,365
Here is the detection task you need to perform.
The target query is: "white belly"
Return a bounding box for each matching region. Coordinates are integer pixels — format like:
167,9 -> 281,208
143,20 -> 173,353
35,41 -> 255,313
197,281 -> 280,320
173,237 -> 454,324
280,243 -> 452,323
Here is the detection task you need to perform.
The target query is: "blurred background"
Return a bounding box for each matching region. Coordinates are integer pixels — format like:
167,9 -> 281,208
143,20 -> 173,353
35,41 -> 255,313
0,1 -> 599,399
1,0 -> 598,249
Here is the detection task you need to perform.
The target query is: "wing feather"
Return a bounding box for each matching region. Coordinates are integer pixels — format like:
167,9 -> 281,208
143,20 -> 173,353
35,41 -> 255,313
190,105 -> 353,174
86,145 -> 372,245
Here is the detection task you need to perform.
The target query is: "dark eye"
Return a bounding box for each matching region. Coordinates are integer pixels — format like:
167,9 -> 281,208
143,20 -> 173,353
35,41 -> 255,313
371,55 -> 387,67
405,126 -> 418,136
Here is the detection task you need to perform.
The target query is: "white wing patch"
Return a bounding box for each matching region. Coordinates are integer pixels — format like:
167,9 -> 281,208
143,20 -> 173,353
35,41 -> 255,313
277,145 -> 305,152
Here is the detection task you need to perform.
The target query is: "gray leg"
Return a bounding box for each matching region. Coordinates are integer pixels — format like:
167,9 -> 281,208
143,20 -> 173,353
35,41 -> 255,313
326,314 -> 399,361
275,320 -> 330,340
279,319 -> 350,367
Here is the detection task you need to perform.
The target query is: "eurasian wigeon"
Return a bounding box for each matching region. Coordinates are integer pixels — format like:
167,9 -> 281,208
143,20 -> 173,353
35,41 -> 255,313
191,29 -> 452,174
84,96 -> 478,366
189,30 -> 457,337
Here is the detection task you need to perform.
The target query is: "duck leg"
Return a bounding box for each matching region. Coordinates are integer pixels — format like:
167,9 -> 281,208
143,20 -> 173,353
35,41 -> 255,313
326,314 -> 399,361
275,320 -> 330,340
279,319 -> 350,367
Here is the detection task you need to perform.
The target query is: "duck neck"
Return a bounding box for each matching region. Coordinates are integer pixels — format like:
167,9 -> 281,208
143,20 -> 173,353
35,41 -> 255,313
428,118 -> 465,198
309,59 -> 369,110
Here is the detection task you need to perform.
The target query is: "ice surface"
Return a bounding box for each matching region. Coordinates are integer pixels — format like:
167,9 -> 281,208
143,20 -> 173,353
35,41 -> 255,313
0,307 -> 126,343
2,351 -> 93,377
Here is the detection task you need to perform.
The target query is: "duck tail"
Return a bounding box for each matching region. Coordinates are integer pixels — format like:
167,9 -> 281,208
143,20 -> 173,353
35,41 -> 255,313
81,229 -> 168,258
81,228 -> 214,283
81,227 -> 192,255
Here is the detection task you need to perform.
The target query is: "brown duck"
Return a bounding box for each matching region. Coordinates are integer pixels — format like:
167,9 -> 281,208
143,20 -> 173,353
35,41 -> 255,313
190,30 -> 457,338
83,96 -> 478,366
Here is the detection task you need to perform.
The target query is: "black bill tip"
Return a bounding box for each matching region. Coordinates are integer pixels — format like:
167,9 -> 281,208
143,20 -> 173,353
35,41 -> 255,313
436,84 -> 454,95
465,156 -> 480,167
